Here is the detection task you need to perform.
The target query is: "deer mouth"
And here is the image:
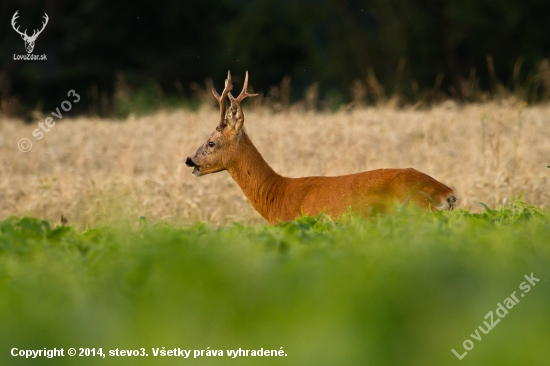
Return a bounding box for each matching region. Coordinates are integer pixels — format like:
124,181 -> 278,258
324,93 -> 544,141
191,166 -> 202,176
186,157 -> 202,176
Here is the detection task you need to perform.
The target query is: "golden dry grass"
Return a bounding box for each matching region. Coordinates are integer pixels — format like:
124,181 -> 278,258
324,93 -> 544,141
1,100 -> 548,228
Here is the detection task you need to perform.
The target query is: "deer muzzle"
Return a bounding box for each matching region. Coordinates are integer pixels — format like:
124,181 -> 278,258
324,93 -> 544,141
185,157 -> 202,176
185,157 -> 196,167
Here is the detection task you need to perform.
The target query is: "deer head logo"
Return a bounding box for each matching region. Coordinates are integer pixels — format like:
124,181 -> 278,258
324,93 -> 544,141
11,11 -> 49,54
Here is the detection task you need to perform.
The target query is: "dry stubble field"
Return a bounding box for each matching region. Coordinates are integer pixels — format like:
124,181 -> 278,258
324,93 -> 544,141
0,101 -> 548,229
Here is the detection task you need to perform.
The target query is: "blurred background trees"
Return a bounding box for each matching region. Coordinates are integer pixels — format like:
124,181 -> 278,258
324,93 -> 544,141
1,0 -> 549,117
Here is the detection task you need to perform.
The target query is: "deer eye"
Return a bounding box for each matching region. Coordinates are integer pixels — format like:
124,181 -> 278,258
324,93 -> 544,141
208,141 -> 215,148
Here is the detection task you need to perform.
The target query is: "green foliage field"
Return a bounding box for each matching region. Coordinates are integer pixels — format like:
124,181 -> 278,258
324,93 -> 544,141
1,200 -> 549,366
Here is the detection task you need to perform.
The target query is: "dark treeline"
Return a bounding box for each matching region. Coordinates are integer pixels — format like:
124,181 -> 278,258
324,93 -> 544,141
1,0 -> 549,116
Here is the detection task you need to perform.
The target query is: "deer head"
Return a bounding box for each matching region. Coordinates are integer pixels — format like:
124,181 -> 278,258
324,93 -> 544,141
12,11 -> 49,54
186,71 -> 258,176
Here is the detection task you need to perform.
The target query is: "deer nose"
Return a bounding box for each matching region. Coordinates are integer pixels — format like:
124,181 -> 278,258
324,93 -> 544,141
185,157 -> 196,167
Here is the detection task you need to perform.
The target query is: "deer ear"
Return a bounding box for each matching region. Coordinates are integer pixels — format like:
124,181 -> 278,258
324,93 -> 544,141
223,110 -> 235,131
234,109 -> 245,133
225,71 -> 256,132
225,103 -> 245,133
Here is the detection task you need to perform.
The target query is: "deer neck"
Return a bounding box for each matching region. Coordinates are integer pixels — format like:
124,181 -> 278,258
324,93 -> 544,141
226,132 -> 285,222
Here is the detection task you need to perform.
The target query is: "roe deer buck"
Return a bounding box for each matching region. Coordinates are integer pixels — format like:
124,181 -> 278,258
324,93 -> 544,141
186,71 -> 456,224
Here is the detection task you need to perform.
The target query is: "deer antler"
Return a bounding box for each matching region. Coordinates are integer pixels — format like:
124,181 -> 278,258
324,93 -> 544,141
11,11 -> 48,40
212,71 -> 234,126
11,11 -> 28,38
29,13 -> 49,40
229,71 -> 258,104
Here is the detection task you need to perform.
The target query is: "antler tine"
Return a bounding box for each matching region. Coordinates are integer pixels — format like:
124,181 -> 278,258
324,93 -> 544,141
229,71 -> 258,103
211,71 -> 234,124
36,13 -> 49,36
11,11 -> 28,37
30,13 -> 49,39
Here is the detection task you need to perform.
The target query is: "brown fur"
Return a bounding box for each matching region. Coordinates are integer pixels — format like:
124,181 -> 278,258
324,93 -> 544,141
186,71 -> 456,224
225,133 -> 455,224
